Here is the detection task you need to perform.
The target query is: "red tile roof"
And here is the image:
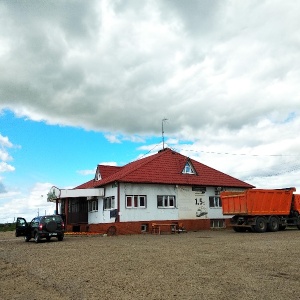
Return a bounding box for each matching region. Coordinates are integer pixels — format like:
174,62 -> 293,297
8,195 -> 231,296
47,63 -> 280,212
96,165 -> 121,179
76,179 -> 97,189
76,148 -> 253,189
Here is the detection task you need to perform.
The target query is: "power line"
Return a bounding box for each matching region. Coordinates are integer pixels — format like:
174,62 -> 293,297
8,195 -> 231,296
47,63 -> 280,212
137,143 -> 161,160
173,148 -> 300,157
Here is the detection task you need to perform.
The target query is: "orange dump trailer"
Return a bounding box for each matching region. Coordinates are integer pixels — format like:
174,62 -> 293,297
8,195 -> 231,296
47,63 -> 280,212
221,188 -> 300,233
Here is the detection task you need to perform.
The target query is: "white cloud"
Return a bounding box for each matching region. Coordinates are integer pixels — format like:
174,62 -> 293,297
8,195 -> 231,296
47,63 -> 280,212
0,182 -> 56,223
99,161 -> 118,166
77,169 -> 96,176
0,133 -> 13,163
0,133 -> 15,179
104,134 -> 121,144
104,133 -> 146,144
0,1 -> 299,194
0,2 -> 299,135
0,134 -> 13,148
0,150 -> 12,162
0,162 -> 15,173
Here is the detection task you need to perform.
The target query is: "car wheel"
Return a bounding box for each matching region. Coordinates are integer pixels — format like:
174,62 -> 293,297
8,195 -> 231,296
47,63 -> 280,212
34,232 -> 40,243
24,235 -> 30,242
57,235 -> 64,241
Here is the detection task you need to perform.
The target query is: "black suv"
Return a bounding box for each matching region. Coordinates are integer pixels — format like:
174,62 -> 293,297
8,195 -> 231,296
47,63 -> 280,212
15,215 -> 65,243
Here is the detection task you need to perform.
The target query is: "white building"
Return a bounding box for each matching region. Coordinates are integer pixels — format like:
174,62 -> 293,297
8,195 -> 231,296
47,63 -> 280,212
48,148 -> 253,234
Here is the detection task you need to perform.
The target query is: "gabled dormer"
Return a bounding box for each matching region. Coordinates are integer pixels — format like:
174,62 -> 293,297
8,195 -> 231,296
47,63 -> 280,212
94,165 -> 121,182
95,166 -> 102,181
182,159 -> 197,175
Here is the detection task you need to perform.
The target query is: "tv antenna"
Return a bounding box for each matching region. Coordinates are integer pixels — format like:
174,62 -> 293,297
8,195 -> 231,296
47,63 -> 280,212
162,118 -> 168,149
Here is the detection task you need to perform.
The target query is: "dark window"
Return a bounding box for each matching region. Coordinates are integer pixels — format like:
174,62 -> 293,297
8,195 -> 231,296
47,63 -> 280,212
88,200 -> 98,212
157,195 -> 176,208
209,196 -> 222,208
126,195 -> 147,208
104,196 -> 115,210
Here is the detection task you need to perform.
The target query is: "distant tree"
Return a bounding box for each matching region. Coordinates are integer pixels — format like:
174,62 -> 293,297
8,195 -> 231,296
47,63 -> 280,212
0,223 -> 16,232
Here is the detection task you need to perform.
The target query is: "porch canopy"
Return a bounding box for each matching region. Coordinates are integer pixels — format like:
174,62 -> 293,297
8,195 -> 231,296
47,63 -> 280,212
47,186 -> 104,202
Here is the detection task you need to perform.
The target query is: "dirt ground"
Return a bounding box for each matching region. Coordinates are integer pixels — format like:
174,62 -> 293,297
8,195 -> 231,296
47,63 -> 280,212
1,229 -> 300,300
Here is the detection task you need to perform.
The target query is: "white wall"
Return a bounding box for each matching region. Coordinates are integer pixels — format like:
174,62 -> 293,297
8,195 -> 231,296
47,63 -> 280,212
87,184 -> 246,224
178,185 -> 208,220
88,185 -> 118,224
119,183 -> 179,222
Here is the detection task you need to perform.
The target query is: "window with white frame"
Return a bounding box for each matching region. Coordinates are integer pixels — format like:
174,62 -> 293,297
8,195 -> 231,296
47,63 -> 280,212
182,161 -> 195,174
103,196 -> 115,210
126,195 -> 146,208
157,195 -> 176,208
88,199 -> 98,212
209,196 -> 222,208
210,219 -> 225,228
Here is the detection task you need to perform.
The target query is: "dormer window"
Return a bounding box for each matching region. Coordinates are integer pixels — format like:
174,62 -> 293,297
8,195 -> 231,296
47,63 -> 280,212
95,170 -> 101,181
182,161 -> 196,174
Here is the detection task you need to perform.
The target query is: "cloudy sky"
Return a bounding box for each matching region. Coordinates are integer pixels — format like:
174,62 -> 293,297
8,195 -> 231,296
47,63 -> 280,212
1,0 -> 300,223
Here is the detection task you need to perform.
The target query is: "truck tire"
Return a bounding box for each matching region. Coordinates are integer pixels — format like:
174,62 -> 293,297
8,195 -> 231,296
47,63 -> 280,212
267,216 -> 279,232
254,217 -> 267,233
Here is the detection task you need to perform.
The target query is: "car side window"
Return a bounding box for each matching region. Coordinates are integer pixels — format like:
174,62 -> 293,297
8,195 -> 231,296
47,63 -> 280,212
17,219 -> 27,227
30,218 -> 39,226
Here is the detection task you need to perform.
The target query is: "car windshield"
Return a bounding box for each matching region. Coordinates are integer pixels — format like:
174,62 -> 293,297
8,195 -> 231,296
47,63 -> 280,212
43,216 -> 62,223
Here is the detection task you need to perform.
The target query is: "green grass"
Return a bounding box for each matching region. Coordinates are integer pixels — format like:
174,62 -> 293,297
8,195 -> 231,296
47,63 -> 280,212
0,223 -> 16,232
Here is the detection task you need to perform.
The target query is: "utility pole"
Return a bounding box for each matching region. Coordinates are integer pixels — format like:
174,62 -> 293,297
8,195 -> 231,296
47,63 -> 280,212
162,118 -> 168,149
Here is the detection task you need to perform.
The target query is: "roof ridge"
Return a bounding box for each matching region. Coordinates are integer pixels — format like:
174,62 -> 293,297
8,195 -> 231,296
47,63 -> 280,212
95,148 -> 171,186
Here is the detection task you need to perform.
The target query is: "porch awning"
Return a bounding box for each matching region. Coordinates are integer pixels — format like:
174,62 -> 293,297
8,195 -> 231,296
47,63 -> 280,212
47,186 -> 104,202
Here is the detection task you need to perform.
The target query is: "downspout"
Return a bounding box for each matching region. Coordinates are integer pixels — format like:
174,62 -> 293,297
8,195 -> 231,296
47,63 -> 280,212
117,182 -> 120,222
65,198 -> 68,227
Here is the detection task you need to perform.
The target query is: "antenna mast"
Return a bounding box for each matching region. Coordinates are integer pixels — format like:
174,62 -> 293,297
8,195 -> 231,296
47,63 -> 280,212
162,118 -> 168,149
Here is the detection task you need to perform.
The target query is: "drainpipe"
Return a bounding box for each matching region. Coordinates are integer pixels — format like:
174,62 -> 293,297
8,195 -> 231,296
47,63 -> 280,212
117,182 -> 120,222
65,198 -> 68,227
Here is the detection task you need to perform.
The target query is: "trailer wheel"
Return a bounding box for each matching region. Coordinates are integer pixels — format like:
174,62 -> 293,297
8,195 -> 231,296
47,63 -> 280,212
254,217 -> 267,233
268,216 -> 279,232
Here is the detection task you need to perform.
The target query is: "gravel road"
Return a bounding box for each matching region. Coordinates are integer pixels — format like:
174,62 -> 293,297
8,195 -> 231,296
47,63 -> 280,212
1,229 -> 300,300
